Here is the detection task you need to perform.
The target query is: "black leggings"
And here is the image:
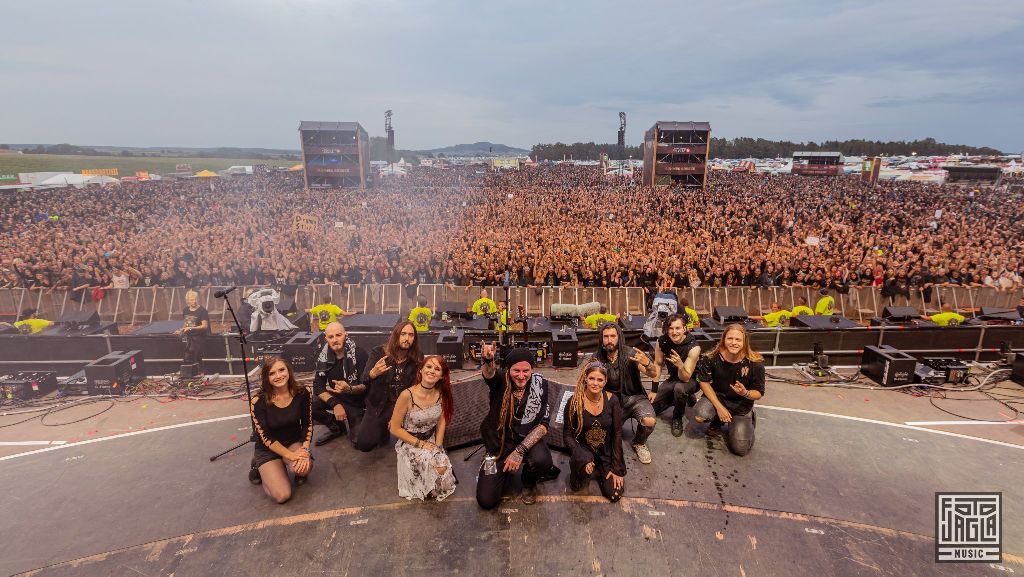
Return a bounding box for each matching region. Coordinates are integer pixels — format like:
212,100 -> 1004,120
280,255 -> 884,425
693,397 -> 756,456
476,441 -> 553,510
568,447 -> 623,502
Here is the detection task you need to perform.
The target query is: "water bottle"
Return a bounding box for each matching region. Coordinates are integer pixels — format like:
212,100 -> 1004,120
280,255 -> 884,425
483,454 -> 498,475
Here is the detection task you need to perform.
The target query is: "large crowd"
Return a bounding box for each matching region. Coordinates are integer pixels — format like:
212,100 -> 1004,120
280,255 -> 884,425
2,166 -> 1022,301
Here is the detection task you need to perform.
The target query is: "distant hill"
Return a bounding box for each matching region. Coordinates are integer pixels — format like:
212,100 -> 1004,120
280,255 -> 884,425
420,142 -> 529,157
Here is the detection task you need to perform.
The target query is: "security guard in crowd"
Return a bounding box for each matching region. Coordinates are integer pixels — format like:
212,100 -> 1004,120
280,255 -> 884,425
469,289 -> 497,317
408,295 -> 433,332
791,297 -> 814,317
751,303 -> 792,327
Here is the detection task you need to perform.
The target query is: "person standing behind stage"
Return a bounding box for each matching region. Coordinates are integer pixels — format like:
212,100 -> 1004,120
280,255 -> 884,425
308,295 -> 354,333
476,344 -> 557,508
563,362 -> 625,502
408,295 -> 433,332
249,357 -> 314,503
389,355 -> 457,501
311,322 -> 369,446
693,324 -> 765,456
178,290 -> 210,369
469,289 -> 497,316
355,321 -> 422,452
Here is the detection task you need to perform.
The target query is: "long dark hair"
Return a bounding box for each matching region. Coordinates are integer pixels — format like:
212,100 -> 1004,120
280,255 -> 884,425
384,320 -> 422,362
259,356 -> 304,399
415,355 -> 454,423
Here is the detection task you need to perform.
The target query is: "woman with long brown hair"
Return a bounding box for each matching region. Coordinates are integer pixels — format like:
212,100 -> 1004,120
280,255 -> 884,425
249,357 -> 314,503
693,323 -> 765,456
354,320 -> 423,452
388,356 -> 457,501
563,362 -> 625,502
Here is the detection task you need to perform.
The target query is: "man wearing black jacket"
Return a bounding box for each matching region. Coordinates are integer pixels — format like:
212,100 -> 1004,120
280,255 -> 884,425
353,321 -> 422,452
311,322 -> 369,446
589,322 -> 659,464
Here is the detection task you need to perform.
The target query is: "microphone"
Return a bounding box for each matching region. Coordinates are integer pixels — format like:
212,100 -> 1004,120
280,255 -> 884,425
214,286 -> 238,298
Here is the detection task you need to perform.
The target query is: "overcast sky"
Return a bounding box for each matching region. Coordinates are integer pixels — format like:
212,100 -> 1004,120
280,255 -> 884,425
2,0 -> 1021,152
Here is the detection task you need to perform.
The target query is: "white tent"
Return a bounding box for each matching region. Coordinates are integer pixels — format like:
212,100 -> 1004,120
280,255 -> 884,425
40,174 -> 120,188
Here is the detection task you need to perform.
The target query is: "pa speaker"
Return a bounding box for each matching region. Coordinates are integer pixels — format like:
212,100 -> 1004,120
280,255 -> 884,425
713,306 -> 747,323
882,306 -> 919,321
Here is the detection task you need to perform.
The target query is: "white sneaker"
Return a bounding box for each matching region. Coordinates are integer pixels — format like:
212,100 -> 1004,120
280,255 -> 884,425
632,443 -> 652,464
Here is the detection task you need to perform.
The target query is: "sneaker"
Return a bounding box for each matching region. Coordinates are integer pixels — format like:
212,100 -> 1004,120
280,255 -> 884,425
569,475 -> 586,492
632,443 -> 652,464
295,475 -> 307,486
248,467 -> 262,485
671,418 -> 684,437
521,485 -> 538,505
315,423 -> 345,446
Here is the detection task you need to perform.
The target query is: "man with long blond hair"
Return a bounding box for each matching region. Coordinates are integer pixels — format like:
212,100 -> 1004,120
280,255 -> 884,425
693,324 -> 765,456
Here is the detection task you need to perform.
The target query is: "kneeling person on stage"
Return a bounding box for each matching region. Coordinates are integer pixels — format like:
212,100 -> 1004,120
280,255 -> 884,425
477,344 -> 558,508
589,322 -> 657,464
312,322 -> 369,446
354,321 -> 422,452
563,362 -> 626,502
249,357 -> 314,503
693,324 -> 765,456
648,314 -> 702,438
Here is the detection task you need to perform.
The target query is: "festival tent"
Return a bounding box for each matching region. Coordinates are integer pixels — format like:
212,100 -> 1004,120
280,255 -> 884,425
194,170 -> 219,178
39,174 -> 119,188
288,164 -> 304,171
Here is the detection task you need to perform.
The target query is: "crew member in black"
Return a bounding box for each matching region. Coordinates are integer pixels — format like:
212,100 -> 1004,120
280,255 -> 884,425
178,290 -> 210,369
589,322 -> 657,465
1017,296 -> 1024,320
354,321 -> 422,452
249,357 -> 314,504
646,314 -> 702,437
311,322 -> 369,446
693,324 -> 765,456
477,343 -> 558,508
563,362 -> 625,502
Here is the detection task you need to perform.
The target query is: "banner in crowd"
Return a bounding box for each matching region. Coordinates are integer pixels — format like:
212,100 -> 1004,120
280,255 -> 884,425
293,213 -> 321,233
135,171 -> 150,180
0,174 -> 17,182
82,168 -> 119,176
491,158 -> 520,170
175,164 -> 192,173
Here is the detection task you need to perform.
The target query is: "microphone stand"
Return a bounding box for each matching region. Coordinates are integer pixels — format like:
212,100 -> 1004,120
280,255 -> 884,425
209,291 -> 257,461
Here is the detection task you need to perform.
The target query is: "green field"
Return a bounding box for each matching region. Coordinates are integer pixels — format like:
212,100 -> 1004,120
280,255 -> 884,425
0,153 -> 299,177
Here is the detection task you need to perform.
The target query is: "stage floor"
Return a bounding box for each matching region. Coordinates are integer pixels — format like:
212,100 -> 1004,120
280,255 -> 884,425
1,367 -> 1022,576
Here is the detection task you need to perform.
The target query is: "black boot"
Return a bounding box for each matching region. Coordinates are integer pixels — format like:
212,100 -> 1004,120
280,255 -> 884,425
315,421 -> 345,446
671,417 -> 684,437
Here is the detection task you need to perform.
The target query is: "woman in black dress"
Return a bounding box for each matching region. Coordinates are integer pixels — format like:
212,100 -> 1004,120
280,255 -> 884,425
563,362 -> 625,502
250,357 -> 314,503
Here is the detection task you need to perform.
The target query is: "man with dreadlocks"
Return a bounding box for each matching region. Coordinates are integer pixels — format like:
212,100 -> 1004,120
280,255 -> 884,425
476,342 -> 558,508
562,362 -> 626,502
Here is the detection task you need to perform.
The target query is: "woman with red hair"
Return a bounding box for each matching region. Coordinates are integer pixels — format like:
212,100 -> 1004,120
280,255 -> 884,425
388,355 -> 457,501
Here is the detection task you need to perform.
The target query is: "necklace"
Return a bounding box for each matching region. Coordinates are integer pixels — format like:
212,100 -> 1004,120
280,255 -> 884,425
419,382 -> 436,390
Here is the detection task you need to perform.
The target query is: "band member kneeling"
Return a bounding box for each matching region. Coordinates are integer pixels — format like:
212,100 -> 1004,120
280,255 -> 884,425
693,324 -> 765,456
355,321 -> 422,452
563,362 -> 625,502
477,343 -> 559,508
249,357 -> 314,503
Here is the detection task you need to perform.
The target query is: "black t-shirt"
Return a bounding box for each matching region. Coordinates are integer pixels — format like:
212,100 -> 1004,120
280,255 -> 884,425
658,333 -> 700,382
313,343 -> 370,408
182,305 -> 210,335
250,389 -> 313,450
562,393 -> 625,476
695,353 -> 765,416
363,345 -> 419,409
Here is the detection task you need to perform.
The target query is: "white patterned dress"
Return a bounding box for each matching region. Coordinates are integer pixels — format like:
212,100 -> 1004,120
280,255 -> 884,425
395,397 -> 457,501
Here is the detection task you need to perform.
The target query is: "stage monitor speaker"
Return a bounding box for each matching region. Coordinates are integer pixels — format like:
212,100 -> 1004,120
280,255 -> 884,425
1011,353 -> 1024,385
443,375 -> 489,449
0,323 -> 18,335
437,330 -> 466,370
85,350 -> 146,395
1,371 -> 58,400
57,310 -> 101,327
789,315 -> 860,329
979,307 -> 1022,321
282,332 -> 319,372
860,345 -> 915,387
550,330 -> 579,367
713,306 -> 748,323
344,314 -> 401,331
882,306 -> 919,321
437,301 -> 465,314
